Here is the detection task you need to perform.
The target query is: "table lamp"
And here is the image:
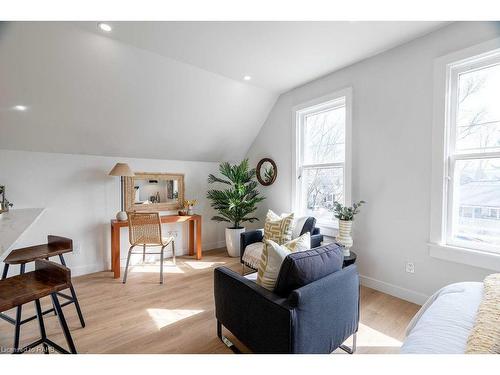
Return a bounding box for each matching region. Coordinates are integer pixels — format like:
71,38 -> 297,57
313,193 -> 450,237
109,163 -> 135,221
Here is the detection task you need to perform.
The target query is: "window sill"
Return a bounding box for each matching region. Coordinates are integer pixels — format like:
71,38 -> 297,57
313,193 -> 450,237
428,242 -> 500,271
316,222 -> 338,238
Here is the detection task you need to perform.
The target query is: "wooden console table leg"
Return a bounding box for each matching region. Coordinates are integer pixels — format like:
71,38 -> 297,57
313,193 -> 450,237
196,216 -> 202,260
111,224 -> 121,279
188,220 -> 195,256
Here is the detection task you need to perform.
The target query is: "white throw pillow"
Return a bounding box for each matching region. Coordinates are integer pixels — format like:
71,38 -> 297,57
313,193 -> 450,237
292,216 -> 308,239
256,232 -> 310,291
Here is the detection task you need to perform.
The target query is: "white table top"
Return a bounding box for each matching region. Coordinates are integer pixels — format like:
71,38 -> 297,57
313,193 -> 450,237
0,208 -> 45,258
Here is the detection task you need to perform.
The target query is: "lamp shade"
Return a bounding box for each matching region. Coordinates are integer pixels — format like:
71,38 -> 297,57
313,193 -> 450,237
108,163 -> 135,177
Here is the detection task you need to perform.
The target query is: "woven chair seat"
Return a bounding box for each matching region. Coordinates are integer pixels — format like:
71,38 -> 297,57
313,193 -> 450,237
131,236 -> 174,246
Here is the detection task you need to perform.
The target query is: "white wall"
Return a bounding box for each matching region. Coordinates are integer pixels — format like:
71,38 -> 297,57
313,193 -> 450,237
0,149 -> 225,276
246,22 -> 500,304
0,22 -> 277,162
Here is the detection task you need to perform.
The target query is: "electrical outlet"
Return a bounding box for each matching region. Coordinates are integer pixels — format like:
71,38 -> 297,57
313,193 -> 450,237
405,262 -> 415,274
168,231 -> 179,238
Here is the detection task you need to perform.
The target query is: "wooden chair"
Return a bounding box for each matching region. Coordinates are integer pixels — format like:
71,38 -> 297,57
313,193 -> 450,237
0,235 -> 85,352
0,260 -> 77,354
122,212 -> 175,284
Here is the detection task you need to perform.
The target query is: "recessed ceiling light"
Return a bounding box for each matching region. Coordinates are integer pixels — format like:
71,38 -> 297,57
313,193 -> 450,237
13,105 -> 27,111
243,75 -> 252,81
98,23 -> 112,32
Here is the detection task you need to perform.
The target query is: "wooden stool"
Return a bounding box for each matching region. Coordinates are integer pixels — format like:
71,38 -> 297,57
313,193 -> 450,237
0,235 -> 85,351
0,260 -> 77,353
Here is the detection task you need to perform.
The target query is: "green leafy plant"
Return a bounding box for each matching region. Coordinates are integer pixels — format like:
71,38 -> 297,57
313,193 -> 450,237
332,200 -> 366,221
207,159 -> 265,229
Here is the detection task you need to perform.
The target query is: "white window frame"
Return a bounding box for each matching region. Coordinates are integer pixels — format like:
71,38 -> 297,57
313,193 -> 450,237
429,38 -> 500,271
291,88 -> 352,235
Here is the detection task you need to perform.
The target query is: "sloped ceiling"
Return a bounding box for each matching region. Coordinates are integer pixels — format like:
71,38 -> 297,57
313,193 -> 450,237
0,21 -> 446,162
76,21 -> 447,93
0,22 -> 277,162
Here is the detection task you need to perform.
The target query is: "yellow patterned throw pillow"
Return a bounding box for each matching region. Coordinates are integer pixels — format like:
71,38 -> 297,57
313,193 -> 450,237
263,210 -> 294,244
258,210 -> 294,285
256,210 -> 295,290
257,232 -> 310,291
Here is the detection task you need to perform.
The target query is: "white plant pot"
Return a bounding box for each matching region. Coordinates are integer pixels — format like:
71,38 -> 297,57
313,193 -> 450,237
337,220 -> 353,256
225,227 -> 245,257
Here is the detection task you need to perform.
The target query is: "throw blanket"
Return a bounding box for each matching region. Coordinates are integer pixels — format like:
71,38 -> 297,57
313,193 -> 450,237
466,273 -> 500,354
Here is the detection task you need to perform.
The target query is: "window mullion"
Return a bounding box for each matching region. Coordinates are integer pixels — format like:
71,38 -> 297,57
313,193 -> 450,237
452,151 -> 500,160
302,162 -> 345,169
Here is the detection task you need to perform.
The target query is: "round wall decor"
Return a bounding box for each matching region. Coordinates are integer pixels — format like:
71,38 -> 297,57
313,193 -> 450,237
256,158 -> 277,186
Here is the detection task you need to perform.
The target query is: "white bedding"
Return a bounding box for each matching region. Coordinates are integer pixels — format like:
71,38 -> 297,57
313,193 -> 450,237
401,282 -> 483,354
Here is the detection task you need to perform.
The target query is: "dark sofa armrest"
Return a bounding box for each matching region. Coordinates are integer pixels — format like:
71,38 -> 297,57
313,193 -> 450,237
214,266 -> 293,353
310,233 -> 323,248
240,229 -> 263,263
288,265 -> 359,353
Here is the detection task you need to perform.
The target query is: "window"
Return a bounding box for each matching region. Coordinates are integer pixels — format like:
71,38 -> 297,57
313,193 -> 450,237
293,89 -> 352,229
444,48 -> 500,253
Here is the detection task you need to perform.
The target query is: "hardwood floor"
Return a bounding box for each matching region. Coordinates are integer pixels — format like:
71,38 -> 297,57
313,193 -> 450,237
0,248 -> 420,354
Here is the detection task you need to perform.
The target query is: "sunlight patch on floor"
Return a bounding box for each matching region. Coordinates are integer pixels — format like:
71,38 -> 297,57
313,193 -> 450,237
147,308 -> 204,330
128,264 -> 184,274
356,323 -> 402,347
184,261 -> 226,270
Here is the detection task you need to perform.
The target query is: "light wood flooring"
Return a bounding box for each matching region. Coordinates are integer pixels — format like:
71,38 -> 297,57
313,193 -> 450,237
0,248 -> 420,354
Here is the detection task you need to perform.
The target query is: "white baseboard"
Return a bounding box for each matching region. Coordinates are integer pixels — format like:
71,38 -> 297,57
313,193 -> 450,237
359,274 -> 429,305
202,240 -> 226,251
70,240 -> 228,276
71,263 -> 107,277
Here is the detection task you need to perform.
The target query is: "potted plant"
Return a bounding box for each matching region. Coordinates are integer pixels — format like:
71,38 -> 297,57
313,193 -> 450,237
184,199 -> 197,215
331,200 -> 366,256
207,159 -> 265,257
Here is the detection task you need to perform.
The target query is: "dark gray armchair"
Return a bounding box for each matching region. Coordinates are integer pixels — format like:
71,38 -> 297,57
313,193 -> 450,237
240,216 -> 324,267
214,243 -> 360,354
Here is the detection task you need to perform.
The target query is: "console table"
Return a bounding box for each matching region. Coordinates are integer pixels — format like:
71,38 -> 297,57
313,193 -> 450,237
110,214 -> 202,279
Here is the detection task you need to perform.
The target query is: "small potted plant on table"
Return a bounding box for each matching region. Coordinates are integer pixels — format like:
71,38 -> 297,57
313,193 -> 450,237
207,159 -> 265,257
184,199 -> 198,215
332,200 -> 366,256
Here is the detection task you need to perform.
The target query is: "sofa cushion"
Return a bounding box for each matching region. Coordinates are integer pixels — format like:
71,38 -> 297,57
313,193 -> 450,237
299,217 -> 317,236
274,242 -> 343,296
242,242 -> 263,269
256,233 -> 310,291
291,216 -> 317,239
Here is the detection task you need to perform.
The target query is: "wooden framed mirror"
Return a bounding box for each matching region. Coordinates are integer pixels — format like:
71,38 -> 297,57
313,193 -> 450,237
256,158 -> 277,186
124,172 -> 185,212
